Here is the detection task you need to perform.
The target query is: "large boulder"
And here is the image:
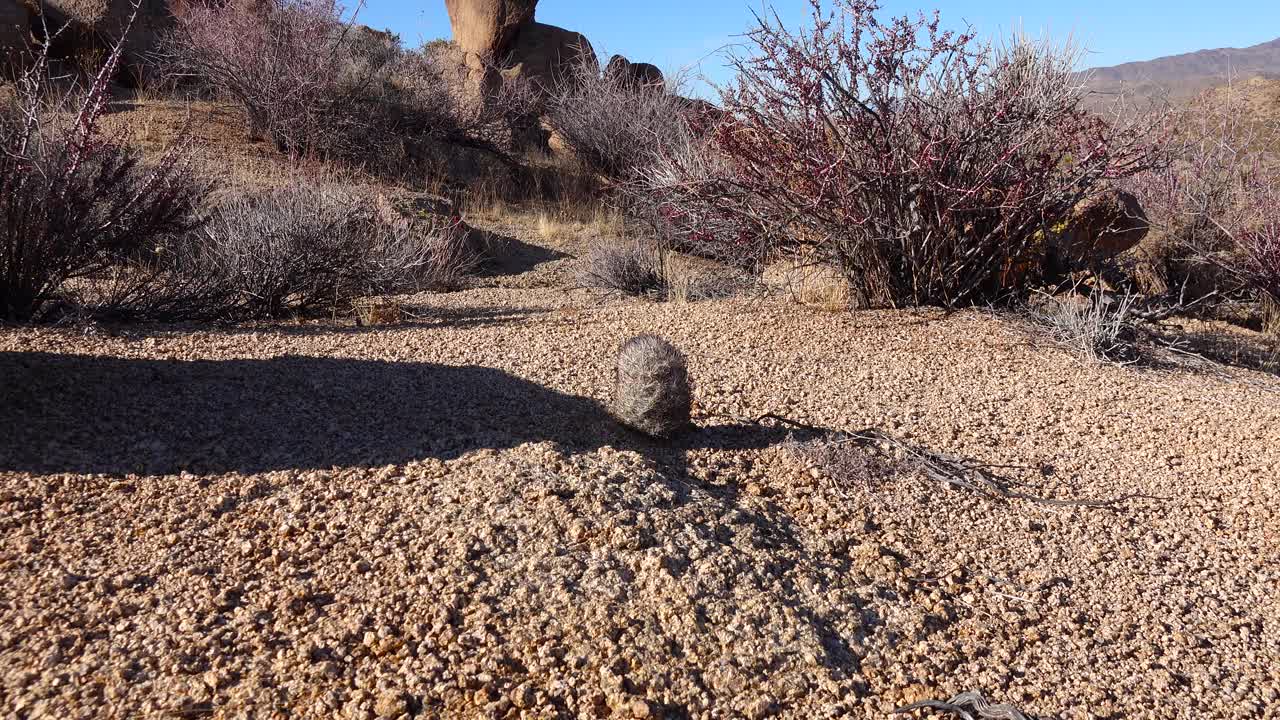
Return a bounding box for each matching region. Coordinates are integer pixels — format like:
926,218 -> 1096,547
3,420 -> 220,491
604,53 -> 663,91
39,0 -> 175,83
499,20 -> 594,92
1,0 -> 35,69
444,0 -> 535,59
1047,187 -> 1150,272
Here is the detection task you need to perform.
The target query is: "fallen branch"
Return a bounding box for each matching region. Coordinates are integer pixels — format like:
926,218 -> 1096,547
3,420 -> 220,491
753,414 -> 1161,509
895,691 -> 1035,720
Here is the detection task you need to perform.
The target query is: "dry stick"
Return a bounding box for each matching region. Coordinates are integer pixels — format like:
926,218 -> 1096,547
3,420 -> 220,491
895,691 -> 1034,720
750,413 -> 1162,509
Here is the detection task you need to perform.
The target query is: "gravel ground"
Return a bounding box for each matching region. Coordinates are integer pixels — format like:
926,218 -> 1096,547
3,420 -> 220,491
3,231 -> 1280,719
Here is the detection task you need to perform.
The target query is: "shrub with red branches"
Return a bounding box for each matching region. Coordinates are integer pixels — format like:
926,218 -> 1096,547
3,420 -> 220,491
1,31 -> 205,322
1127,92 -> 1280,323
636,0 -> 1164,307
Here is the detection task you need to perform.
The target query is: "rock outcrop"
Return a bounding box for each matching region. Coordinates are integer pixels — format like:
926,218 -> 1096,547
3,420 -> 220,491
604,54 -> 663,90
1,0 -> 34,69
443,0 -> 535,59
1048,187 -> 1150,271
500,20 -> 594,90
443,0 -> 598,92
37,0 -> 175,83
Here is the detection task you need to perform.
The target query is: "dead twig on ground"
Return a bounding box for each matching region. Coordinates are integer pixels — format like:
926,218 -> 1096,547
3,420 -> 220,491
895,691 -> 1036,720
750,413 -> 1163,509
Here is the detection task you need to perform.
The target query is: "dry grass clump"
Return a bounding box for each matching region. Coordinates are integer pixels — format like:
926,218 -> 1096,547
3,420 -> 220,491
354,298 -> 404,326
612,335 -> 692,438
1028,292 -> 1142,364
579,239 -> 667,298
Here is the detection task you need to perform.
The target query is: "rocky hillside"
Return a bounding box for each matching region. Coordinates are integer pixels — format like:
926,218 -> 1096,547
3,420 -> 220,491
1085,36 -> 1280,103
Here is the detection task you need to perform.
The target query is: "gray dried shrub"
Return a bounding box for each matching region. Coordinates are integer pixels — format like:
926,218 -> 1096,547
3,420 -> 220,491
790,435 -> 915,494
547,50 -> 694,179
1028,291 -> 1141,364
192,184 -> 478,319
579,239 -> 667,297
613,335 -> 692,438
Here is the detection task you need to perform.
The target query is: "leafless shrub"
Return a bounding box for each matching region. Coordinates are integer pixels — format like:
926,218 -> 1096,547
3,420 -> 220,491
162,0 -> 535,168
1028,291 -> 1142,364
635,1 -> 1166,308
191,184 -> 477,319
613,335 -> 692,438
547,50 -> 695,179
1,21 -> 205,322
1126,90 -> 1280,315
579,238 -> 667,298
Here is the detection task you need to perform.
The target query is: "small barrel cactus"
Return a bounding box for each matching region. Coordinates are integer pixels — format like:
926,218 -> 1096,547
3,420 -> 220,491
612,334 -> 692,438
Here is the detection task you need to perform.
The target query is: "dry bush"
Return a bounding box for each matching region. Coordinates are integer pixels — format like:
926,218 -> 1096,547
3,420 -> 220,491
546,50 -> 695,179
635,0 -> 1164,308
1,32 -> 205,322
578,238 -> 667,298
1028,291 -> 1142,364
1127,91 -> 1280,315
162,0 -> 536,168
613,334 -> 692,438
191,184 -> 477,319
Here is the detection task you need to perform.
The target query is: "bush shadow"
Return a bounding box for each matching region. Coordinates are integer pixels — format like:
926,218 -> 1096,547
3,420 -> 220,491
1,352 -> 794,476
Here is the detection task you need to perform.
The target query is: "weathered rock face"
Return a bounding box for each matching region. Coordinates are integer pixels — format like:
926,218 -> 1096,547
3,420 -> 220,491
1048,187 -> 1150,271
1,0 -> 35,69
444,0 -> 535,58
500,20 -> 594,91
604,54 -> 663,90
40,0 -> 175,82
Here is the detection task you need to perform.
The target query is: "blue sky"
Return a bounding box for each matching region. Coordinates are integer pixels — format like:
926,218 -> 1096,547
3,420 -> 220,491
358,0 -> 1280,93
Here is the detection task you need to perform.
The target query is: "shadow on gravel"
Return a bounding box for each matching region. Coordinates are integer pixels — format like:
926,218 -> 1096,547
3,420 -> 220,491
475,228 -> 571,278
193,306 -> 553,338
1,352 -> 794,476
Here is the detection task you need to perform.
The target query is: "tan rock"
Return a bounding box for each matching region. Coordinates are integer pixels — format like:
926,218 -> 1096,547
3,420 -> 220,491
1049,186 -> 1150,270
444,0 -> 536,59
604,54 -> 664,91
500,20 -> 595,91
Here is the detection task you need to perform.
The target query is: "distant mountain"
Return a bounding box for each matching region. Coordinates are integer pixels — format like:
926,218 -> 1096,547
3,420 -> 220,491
1085,37 -> 1280,103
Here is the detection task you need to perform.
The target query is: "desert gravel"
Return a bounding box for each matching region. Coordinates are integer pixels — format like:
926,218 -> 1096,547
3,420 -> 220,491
3,243 -> 1280,719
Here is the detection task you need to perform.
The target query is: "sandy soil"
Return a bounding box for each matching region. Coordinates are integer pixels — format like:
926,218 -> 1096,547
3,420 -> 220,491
3,216 -> 1280,720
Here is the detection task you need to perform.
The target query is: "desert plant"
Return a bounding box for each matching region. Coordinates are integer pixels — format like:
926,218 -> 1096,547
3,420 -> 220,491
0,25 -> 205,322
636,0 -> 1164,308
165,0 -> 374,155
579,238 -> 667,298
192,184 -> 477,319
163,0 -> 534,167
1029,291 -> 1141,364
547,50 -> 695,179
1126,91 -> 1280,313
613,334 -> 692,438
